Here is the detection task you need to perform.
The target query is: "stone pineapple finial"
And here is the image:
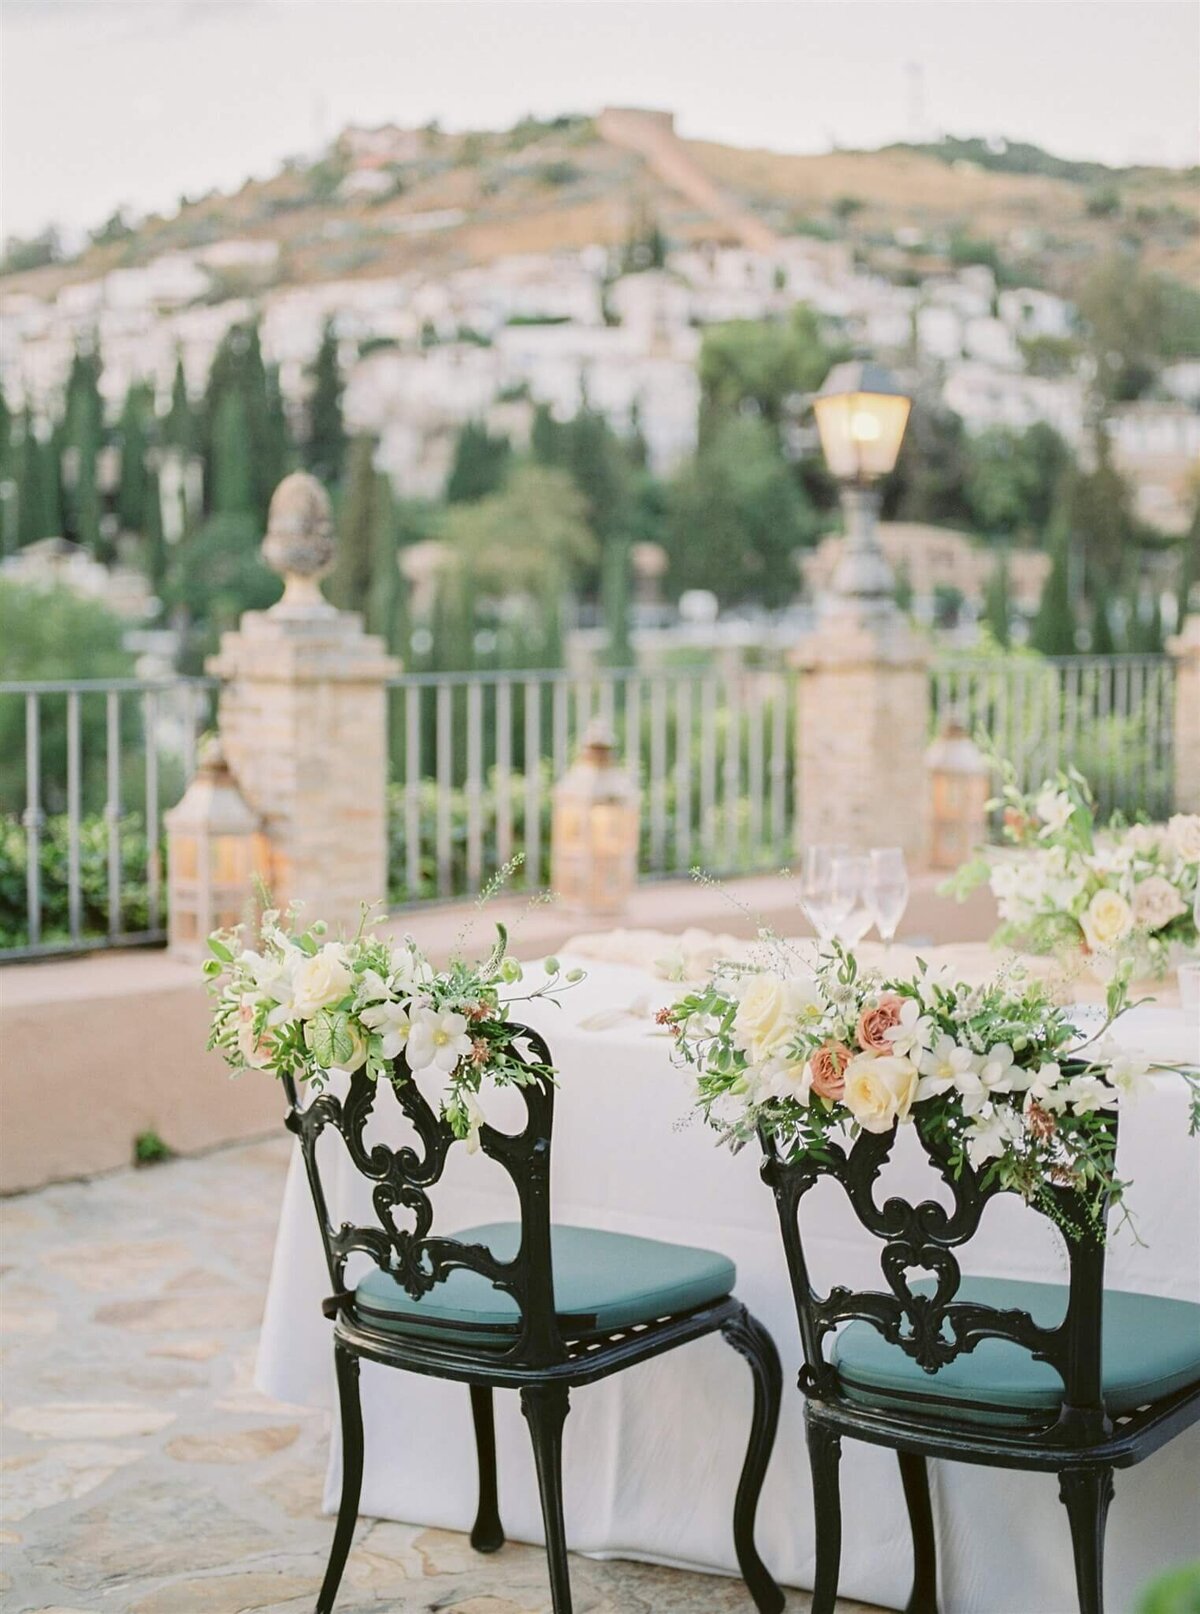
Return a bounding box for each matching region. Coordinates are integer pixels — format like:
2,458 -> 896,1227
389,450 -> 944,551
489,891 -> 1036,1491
262,471 -> 336,614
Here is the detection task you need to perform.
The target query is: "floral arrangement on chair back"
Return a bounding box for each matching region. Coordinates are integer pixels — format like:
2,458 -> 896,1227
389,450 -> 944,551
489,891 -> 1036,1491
204,907 -> 582,1149
947,767 -> 1199,982
664,940 -> 1194,1240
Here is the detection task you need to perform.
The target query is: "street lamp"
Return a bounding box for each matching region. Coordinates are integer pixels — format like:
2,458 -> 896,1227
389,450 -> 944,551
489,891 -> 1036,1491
813,360 -> 911,607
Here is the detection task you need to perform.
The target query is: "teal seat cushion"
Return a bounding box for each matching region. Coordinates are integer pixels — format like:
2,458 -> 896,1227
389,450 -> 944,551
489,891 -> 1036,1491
355,1222 -> 736,1347
831,1277 -> 1200,1429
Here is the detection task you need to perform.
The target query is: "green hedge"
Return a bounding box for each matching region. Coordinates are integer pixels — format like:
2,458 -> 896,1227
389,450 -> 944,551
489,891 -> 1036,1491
0,814 -> 156,949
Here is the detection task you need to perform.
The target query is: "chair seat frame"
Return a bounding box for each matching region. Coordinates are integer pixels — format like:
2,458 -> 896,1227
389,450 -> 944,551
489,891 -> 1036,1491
284,1026 -> 786,1614
760,1108 -> 1200,1614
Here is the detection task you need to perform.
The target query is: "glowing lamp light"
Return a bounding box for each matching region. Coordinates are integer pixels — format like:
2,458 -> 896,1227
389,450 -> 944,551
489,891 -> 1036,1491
551,721 -> 641,916
165,737 -> 266,957
814,360 -> 911,483
926,723 -> 991,870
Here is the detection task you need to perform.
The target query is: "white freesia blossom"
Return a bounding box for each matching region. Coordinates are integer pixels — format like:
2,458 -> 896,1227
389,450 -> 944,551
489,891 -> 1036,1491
407,1006 -> 473,1076
359,998 -> 413,1059
1061,1072 -> 1115,1115
966,1107 -> 1023,1169
1025,1060 -> 1069,1112
977,1042 -> 1032,1096
1035,786 -> 1074,836
390,945 -> 435,996
462,1091 -> 486,1154
1104,1049 -> 1154,1104
916,1035 -> 979,1101
291,944 -> 354,1018
885,999 -> 935,1060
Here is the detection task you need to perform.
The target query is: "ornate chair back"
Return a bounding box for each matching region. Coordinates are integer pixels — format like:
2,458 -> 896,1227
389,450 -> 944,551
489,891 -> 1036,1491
761,1105 -> 1118,1445
283,1024 -> 566,1368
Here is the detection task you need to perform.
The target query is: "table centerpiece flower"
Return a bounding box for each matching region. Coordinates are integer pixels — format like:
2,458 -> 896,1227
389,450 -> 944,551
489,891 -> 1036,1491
946,769 -> 1198,981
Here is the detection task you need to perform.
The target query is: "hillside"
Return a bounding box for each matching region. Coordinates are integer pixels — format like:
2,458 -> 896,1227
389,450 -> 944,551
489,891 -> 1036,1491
4,110 -> 1198,300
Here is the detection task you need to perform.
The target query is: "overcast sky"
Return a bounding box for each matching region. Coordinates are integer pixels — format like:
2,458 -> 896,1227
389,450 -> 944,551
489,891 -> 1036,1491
3,0 -> 1197,242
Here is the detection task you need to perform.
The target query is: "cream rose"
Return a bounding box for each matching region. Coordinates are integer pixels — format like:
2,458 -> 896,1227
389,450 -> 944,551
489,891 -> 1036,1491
1080,888 -> 1134,951
842,1053 -> 920,1134
1132,874 -> 1187,933
1167,814 -> 1200,864
291,944 -> 353,1018
732,974 -> 810,1062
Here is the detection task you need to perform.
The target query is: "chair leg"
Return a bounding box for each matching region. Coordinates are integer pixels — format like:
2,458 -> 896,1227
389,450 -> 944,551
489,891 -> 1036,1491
316,1342 -> 363,1614
1059,1466 -> 1115,1614
720,1307 -> 786,1614
521,1383 -> 573,1614
898,1451 -> 939,1614
469,1383 -> 505,1553
806,1412 -> 842,1614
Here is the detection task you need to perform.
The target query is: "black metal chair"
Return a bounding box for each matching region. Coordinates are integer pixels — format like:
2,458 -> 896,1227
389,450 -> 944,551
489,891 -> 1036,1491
760,1109 -> 1200,1614
284,1024 -> 786,1614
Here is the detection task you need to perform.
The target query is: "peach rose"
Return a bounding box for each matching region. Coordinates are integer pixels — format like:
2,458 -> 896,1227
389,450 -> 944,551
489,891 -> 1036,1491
810,1041 -> 852,1102
856,994 -> 904,1054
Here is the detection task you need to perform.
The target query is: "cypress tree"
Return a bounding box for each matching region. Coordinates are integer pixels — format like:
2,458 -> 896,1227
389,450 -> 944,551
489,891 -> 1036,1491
17,408 -> 49,547
116,382 -> 152,533
304,319 -> 346,486
982,551 -> 1012,647
530,403 -> 561,466
445,420 -> 511,504
1179,502 -> 1199,620
165,355 -> 195,457
328,436 -> 377,614
1090,593 -> 1116,655
601,535 -> 633,667
143,467 -> 167,597
1030,520 -> 1077,656
211,390 -> 254,516
63,344 -> 104,556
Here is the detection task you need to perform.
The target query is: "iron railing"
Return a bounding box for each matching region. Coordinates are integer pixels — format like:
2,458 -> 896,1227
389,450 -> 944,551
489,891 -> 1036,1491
0,677 -> 215,960
0,653 -> 1178,960
932,654 -> 1176,821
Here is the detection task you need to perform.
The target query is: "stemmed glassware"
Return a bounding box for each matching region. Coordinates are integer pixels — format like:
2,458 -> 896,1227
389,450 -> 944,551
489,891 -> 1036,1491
829,854 -> 874,946
868,846 -> 910,946
799,844 -> 847,944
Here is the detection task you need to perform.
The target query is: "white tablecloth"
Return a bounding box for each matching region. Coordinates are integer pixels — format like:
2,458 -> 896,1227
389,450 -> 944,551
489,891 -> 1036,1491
257,957 -> 1200,1613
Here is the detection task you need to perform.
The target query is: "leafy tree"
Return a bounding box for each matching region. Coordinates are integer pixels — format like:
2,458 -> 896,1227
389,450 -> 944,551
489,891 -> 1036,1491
885,399 -> 972,528
210,390 -> 254,516
202,322 -> 291,523
1062,428 -> 1140,598
16,409 -> 58,547
698,304 -> 833,444
1078,255 -> 1169,407
445,420 -> 511,504
0,582 -> 133,811
1090,593 -> 1116,655
667,416 -> 818,607
171,513 -> 281,670
439,464 -> 594,600
116,381 -> 154,534
303,319 -> 347,486
1030,512 -> 1077,655
982,552 -> 1012,646
963,423 -> 1071,541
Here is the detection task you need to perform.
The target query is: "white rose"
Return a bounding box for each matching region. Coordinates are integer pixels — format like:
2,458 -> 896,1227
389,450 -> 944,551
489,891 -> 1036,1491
753,1056 -> 815,1105
732,974 -> 817,1062
1167,814 -> 1200,863
291,944 -> 354,1018
1080,888 -> 1133,952
1132,875 -> 1187,933
842,1053 -> 919,1134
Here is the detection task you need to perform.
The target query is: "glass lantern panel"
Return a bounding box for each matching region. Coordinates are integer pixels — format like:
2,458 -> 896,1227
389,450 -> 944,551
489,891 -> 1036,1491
815,392 -> 911,480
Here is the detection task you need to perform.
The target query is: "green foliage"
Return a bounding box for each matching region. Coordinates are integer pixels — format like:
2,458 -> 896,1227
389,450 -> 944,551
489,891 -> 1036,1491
116,381 -> 154,534
439,463 -> 594,601
885,399 -> 972,528
982,552 -> 1012,647
667,416 -> 818,607
328,436 -> 385,617
202,321 -> 292,523
963,423 -> 1071,541
210,389 -> 254,515
164,356 -> 196,456
1078,255 -> 1193,404
601,535 -> 633,668
16,409 -> 60,547
171,513 -> 280,667
133,1129 -> 175,1167
1090,593 -> 1116,656
0,812 -> 155,946
698,304 -> 833,443
1062,428 -> 1141,596
1137,1562 -> 1200,1614
62,344 -> 104,556
1,227 -> 63,274
445,420 -> 511,504
1030,520 -> 1077,655
303,319 -> 346,485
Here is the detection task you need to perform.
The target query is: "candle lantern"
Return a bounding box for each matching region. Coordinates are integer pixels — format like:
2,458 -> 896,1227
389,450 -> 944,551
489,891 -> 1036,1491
926,722 -> 991,870
551,721 -> 641,915
165,737 -> 265,957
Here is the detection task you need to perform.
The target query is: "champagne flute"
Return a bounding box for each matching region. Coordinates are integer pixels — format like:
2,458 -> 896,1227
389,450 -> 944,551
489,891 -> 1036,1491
868,847 -> 910,945
830,854 -> 873,947
800,844 -> 846,945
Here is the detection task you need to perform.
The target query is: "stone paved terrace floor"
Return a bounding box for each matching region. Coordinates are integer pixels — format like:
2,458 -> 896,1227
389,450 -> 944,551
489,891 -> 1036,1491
0,1136 -> 886,1614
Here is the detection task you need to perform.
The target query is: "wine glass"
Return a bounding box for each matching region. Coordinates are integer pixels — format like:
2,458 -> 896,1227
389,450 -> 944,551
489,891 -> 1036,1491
800,844 -> 846,945
868,847 -> 910,945
830,854 -> 873,947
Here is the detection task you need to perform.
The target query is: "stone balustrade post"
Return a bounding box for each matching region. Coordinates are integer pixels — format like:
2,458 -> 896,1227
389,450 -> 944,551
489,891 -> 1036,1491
207,473 -> 400,933
1168,611 -> 1200,814
793,489 -> 931,864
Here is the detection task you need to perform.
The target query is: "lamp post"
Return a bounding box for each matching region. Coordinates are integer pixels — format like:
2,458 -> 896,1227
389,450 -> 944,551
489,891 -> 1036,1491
813,360 -> 911,611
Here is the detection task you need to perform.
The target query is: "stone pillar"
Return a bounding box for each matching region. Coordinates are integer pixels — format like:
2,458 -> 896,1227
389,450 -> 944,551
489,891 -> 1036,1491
793,488 -> 931,864
208,473 -> 400,933
1168,612 -> 1200,814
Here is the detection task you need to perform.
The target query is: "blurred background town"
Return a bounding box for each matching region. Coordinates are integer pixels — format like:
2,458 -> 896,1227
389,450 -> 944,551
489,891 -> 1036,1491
1,0 -> 1197,950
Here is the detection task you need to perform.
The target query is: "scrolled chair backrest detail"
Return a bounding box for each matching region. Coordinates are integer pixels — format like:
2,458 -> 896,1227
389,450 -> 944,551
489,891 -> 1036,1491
760,1104 -> 1116,1445
282,1023 -> 564,1367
